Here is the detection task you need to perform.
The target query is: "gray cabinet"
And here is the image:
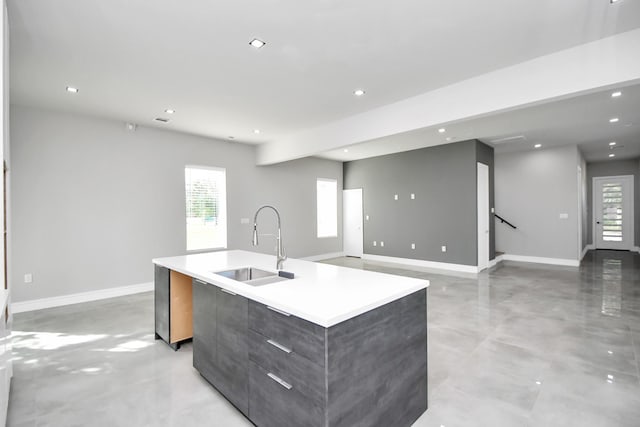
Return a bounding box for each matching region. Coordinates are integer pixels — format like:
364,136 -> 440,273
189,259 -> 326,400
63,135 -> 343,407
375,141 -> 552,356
192,278 -> 217,383
192,281 -> 427,427
192,279 -> 249,416
247,290 -> 427,427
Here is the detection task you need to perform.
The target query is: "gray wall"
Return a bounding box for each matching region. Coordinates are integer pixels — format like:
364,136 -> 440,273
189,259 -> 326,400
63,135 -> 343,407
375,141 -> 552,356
495,145 -> 580,260
586,158 -> 640,246
344,140 -> 494,267
10,105 -> 343,302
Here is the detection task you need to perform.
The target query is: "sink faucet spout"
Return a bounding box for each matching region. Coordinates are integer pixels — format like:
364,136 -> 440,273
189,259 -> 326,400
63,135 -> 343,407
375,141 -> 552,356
252,205 -> 287,270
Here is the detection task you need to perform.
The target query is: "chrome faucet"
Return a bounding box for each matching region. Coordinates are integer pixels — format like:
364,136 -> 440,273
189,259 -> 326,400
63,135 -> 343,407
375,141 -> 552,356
252,205 -> 287,270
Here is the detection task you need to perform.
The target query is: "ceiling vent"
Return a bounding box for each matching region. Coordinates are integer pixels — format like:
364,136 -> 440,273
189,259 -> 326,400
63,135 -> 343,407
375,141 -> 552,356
155,118 -> 169,123
488,135 -> 526,144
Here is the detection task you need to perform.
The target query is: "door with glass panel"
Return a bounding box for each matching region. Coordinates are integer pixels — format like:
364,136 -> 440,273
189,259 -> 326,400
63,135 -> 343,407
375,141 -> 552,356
593,176 -> 634,250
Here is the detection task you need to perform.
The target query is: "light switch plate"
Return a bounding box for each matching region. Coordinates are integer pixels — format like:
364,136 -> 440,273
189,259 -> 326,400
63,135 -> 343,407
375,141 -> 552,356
366,215 -> 370,221
380,241 -> 384,247
394,194 -> 398,200
411,193 -> 415,200
24,273 -> 33,284
373,241 -> 377,246
411,243 -> 416,250
491,207 -> 495,213
441,245 -> 447,252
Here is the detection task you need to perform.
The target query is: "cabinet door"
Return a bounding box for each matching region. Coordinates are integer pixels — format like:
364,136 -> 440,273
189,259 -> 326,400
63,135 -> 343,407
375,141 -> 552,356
217,288 -> 249,416
154,265 -> 170,343
192,278 -> 218,384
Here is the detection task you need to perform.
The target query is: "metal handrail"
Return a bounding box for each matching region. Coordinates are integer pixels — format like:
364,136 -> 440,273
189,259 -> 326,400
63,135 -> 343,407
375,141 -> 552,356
494,214 -> 517,229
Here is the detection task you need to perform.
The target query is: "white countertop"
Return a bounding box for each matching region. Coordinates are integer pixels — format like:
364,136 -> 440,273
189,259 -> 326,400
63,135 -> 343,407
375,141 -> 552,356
153,250 -> 429,327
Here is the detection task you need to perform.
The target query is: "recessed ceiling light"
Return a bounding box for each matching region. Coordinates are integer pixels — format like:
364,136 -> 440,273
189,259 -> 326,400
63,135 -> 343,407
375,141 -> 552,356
66,86 -> 78,93
535,381 -> 542,385
249,38 -> 266,48
165,109 -> 175,114
611,91 -> 622,98
609,117 -> 619,123
155,118 -> 169,123
343,149 -> 349,153
353,89 -> 365,96
609,141 -> 616,146
253,129 -> 260,134
609,153 -> 615,158
438,128 -> 446,133
534,144 -> 542,148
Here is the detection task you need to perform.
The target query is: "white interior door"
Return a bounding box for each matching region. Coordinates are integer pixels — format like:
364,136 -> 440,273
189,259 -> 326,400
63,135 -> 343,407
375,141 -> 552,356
477,163 -> 489,271
594,176 -> 634,250
343,189 -> 363,257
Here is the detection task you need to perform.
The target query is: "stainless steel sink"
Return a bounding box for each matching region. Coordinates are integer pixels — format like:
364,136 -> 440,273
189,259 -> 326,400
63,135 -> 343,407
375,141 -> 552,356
213,267 -> 290,286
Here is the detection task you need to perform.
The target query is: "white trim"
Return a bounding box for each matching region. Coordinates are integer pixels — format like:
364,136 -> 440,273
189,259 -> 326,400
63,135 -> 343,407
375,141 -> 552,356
362,254 -> 480,274
300,252 -> 345,262
11,282 -> 153,314
501,254 -> 579,267
489,253 -> 504,268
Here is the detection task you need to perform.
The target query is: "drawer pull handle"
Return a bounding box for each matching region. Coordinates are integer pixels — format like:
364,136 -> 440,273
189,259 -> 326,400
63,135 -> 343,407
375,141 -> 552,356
267,339 -> 292,354
195,279 -> 207,285
220,288 -> 237,296
266,306 -> 291,317
267,372 -> 292,390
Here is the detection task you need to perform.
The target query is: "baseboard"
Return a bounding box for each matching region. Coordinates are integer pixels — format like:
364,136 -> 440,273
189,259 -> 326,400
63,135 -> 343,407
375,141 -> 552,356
11,282 -> 154,314
580,245 -> 594,261
300,252 -> 345,262
501,254 -> 580,267
362,254 -> 479,274
489,254 -> 504,268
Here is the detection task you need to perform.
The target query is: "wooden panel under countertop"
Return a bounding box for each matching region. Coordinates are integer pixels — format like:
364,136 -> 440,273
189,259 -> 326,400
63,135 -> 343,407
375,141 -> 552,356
170,270 -> 193,343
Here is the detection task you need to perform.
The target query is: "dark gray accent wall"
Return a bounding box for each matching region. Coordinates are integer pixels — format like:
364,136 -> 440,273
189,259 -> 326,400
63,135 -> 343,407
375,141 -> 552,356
587,159 -> 640,246
344,140 -> 494,267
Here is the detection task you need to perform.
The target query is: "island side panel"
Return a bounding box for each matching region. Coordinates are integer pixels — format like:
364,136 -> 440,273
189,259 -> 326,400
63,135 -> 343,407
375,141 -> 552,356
326,289 -> 427,427
154,265 -> 170,343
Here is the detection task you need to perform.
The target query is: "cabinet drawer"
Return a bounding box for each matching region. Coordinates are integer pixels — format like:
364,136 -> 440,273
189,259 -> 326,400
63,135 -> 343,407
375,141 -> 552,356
248,330 -> 325,406
248,301 -> 325,367
249,361 -> 324,427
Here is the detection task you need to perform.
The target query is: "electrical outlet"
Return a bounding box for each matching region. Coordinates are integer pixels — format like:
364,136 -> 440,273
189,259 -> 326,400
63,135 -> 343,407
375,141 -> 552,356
373,241 -> 377,246
411,193 -> 415,200
441,245 -> 447,252
394,194 -> 398,200
411,243 -> 415,250
24,273 -> 33,284
380,241 -> 384,247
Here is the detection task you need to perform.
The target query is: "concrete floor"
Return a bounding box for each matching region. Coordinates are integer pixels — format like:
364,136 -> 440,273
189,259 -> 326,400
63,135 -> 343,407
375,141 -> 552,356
7,250 -> 640,426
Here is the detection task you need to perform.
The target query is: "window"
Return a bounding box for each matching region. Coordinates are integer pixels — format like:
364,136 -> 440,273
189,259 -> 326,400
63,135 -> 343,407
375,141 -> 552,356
317,178 -> 337,238
185,166 -> 227,250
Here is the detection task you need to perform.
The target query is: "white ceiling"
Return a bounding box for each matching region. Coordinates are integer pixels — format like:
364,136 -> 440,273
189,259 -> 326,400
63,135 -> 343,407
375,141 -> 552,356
8,0 -> 640,162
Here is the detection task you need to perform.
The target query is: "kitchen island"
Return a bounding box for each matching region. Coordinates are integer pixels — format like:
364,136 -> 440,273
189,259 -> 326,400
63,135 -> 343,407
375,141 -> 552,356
153,250 -> 429,427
